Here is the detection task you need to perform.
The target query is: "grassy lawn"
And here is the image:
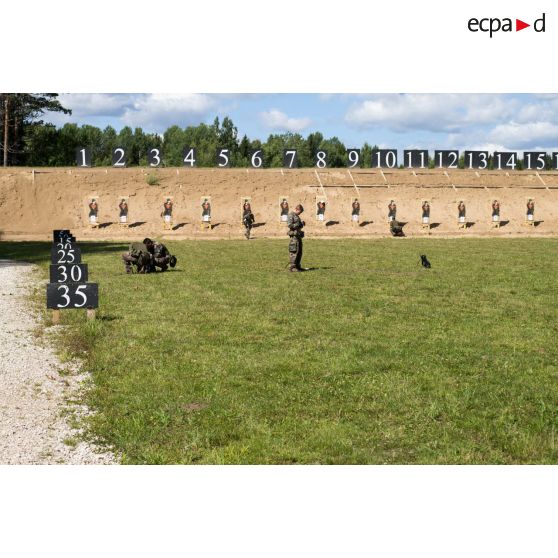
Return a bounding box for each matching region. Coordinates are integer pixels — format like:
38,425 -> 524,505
1,237 -> 558,464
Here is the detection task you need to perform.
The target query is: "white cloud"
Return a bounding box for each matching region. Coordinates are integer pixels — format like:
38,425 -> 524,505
259,109 -> 311,132
488,122 -> 558,149
344,94 -> 520,133
120,94 -> 216,131
57,93 -> 136,116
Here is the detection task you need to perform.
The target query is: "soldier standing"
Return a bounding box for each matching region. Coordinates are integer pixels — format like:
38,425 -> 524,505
242,202 -> 255,239
287,204 -> 306,272
121,237 -> 154,274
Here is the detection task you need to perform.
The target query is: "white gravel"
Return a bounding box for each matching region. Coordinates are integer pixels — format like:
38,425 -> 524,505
0,260 -> 117,464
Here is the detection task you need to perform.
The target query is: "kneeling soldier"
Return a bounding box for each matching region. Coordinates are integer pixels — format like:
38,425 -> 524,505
287,204 -> 306,272
152,241 -> 176,272
122,238 -> 154,274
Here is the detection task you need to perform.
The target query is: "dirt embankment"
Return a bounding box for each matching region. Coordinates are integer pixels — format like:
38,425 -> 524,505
1,167 -> 558,241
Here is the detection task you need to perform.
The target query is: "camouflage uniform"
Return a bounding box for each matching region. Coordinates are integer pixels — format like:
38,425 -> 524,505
287,211 -> 305,271
121,241 -> 153,274
243,208 -> 255,239
390,219 -> 404,237
153,242 -> 171,271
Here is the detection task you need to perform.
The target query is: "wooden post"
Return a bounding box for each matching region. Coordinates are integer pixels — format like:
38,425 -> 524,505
87,308 -> 96,321
3,95 -> 9,167
52,309 -> 60,324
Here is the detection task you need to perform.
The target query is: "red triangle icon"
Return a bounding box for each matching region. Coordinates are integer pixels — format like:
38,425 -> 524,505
516,19 -> 530,31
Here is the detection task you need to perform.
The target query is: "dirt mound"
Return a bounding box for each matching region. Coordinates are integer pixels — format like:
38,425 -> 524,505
1,167 -> 557,241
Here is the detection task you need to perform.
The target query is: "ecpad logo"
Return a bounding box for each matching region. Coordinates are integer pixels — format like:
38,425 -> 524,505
468,13 -> 546,37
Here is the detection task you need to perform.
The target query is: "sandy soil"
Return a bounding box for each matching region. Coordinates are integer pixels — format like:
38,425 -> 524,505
0,260 -> 116,464
1,167 -> 557,241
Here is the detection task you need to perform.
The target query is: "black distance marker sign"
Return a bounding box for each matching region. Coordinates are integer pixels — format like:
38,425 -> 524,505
404,150 -> 429,169
216,148 -> 231,168
434,150 -> 459,169
372,149 -> 398,169
493,152 -> 518,170
250,149 -> 264,168
49,263 -> 89,283
552,152 -> 558,170
346,149 -> 361,168
464,151 -> 489,170
75,147 -> 92,168
47,283 -> 99,309
183,147 -> 197,167
112,147 -> 127,167
50,244 -> 82,265
283,150 -> 298,168
147,148 -> 162,167
314,150 -> 328,169
523,151 -> 547,170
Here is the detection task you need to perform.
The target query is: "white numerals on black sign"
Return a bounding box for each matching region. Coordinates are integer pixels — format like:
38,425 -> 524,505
112,147 -> 127,167
314,151 -> 327,169
283,150 -> 298,168
51,244 -> 81,265
216,148 -> 231,168
552,153 -> 558,170
404,150 -> 428,169
49,264 -> 89,283
346,149 -> 361,168
523,152 -> 547,170
183,147 -> 197,167
250,149 -> 264,168
372,150 -> 397,169
434,150 -> 459,169
464,151 -> 489,170
148,148 -> 162,167
46,283 -> 99,309
76,148 -> 92,168
493,152 -> 518,170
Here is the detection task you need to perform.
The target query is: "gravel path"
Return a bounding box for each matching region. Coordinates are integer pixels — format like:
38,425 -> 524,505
0,260 -> 116,464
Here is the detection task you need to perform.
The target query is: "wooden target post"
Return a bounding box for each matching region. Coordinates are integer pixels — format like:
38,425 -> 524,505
48,231 -> 98,323
240,197 -> 252,227
351,198 -> 361,227
491,200 -> 501,228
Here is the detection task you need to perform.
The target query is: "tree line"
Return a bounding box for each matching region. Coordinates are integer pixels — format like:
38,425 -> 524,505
0,93 -> 552,169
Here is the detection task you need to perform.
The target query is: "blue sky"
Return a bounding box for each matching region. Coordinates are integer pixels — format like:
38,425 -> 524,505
43,94 -> 558,152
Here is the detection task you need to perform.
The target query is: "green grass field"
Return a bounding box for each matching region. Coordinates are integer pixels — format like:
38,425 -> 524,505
2,238 -> 558,464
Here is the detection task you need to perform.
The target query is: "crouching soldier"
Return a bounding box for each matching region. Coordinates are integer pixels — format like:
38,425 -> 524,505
152,241 -> 177,272
287,204 -> 306,272
121,237 -> 154,274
